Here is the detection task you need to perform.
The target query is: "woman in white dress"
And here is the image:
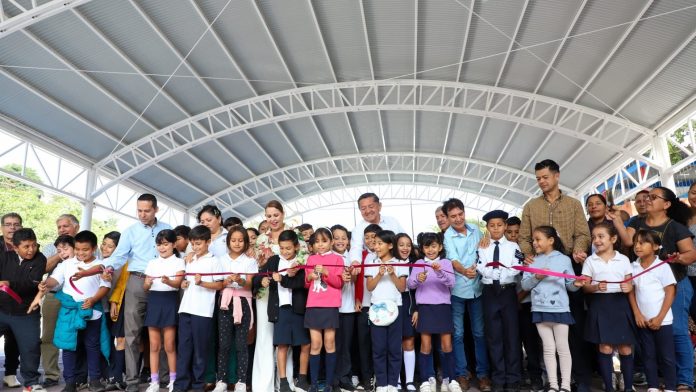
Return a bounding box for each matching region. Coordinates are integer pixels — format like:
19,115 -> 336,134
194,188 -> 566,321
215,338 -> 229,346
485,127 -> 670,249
252,200 -> 308,391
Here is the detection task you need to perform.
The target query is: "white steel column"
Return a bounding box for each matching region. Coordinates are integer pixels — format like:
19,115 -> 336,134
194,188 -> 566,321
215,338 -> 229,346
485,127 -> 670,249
653,137 -> 677,190
81,168 -> 97,230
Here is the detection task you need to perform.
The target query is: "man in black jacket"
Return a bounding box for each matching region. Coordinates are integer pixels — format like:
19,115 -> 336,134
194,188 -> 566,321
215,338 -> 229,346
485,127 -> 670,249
0,228 -> 47,392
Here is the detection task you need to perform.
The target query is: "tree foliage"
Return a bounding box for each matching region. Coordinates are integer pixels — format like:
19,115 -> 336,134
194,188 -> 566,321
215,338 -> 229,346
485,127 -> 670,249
0,164 -> 118,248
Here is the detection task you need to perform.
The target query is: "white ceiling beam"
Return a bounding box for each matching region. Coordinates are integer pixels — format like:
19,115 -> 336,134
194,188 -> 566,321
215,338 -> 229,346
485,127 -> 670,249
0,0 -> 93,37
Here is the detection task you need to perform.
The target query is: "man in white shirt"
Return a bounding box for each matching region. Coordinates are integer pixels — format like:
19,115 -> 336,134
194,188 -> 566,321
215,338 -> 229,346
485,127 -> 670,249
349,193 -> 405,265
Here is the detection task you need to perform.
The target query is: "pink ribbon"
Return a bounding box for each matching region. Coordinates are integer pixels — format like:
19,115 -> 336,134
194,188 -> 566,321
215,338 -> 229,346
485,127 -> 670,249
0,285 -> 22,304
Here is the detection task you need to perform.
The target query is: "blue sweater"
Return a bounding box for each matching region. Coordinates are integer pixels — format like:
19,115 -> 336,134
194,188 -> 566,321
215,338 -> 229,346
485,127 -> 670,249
521,251 -> 579,313
53,290 -> 110,360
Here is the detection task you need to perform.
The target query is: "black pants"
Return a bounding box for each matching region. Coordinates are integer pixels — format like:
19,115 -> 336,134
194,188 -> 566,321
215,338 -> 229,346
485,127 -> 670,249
335,312 -> 356,386
0,311 -> 41,386
217,300 -> 251,384
3,329 -> 19,376
356,307 -> 373,384
174,313 -> 213,391
482,285 -> 521,387
518,302 -> 542,384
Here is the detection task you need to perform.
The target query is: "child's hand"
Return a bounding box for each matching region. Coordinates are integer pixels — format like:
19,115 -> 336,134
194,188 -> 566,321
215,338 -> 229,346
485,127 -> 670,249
634,312 -> 648,328
38,281 -> 48,292
341,269 -> 352,282
27,296 -> 42,313
378,265 -> 387,276
417,271 -> 427,283
597,281 -> 607,292
620,282 -> 632,293
110,302 -> 119,319
314,265 -> 324,275
286,263 -> 298,277
181,280 -> 190,289
572,250 -> 588,264
386,265 -> 395,275
573,278 -> 586,288
82,297 -> 95,309
71,270 -> 84,281
351,261 -> 361,276
144,277 -> 153,286
194,274 -> 202,285
272,272 -> 282,282
523,254 -> 534,265
411,311 -> 419,327
161,275 -> 170,284
262,277 -> 270,288
534,272 -> 547,280
431,262 -> 441,271
648,316 -> 664,330
354,299 -> 362,312
101,270 -> 112,281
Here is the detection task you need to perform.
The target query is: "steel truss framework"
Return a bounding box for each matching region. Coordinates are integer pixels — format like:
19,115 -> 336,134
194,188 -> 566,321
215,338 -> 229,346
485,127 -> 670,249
92,80 -> 655,198
282,184 -> 522,223
0,0 -> 91,36
192,152 -> 572,216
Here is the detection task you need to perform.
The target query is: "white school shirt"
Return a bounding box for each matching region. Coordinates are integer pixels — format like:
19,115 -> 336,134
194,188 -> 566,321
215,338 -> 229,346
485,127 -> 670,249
476,237 -> 521,285
632,258 -> 676,325
362,251 -> 377,306
581,252 -> 632,293
179,253 -> 222,318
51,257 -> 111,320
365,257 -> 408,306
144,255 -> 186,292
277,256 -> 298,307
337,251 -> 356,313
219,253 -> 258,289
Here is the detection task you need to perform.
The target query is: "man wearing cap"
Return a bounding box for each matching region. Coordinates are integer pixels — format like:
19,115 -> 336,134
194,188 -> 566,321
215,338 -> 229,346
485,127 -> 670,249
476,210 -> 522,392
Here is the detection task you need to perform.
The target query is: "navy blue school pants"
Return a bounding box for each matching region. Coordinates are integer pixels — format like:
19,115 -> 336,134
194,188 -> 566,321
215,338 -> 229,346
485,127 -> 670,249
370,306 -> 403,387
175,313 -> 213,391
335,312 -> 356,386
357,307 -> 374,384
518,302 -> 543,385
0,311 -> 41,387
482,285 -> 521,387
63,318 -> 102,383
638,324 -> 676,390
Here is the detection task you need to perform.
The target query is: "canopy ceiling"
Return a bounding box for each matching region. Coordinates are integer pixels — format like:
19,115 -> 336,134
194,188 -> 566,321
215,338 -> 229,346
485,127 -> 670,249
0,0 -> 695,219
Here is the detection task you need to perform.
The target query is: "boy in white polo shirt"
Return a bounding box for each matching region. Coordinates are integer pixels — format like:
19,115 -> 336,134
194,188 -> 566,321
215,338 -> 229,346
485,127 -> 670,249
39,231 -> 111,392
172,225 -> 224,392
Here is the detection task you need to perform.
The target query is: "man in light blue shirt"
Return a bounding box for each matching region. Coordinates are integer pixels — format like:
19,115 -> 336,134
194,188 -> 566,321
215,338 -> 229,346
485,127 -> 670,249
104,194 -> 171,392
442,198 -> 490,391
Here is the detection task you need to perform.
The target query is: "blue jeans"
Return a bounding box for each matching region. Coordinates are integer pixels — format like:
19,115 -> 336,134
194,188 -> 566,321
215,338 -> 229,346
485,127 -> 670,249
673,278 -> 694,387
452,295 -> 489,378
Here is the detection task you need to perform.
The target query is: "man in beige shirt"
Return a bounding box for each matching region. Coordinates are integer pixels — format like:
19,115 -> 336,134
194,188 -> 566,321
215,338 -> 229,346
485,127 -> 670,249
518,159 -> 592,392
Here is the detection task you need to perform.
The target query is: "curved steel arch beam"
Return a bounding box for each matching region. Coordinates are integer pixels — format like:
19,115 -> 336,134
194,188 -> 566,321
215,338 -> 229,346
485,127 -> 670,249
0,0 -> 93,37
203,168 -> 536,217
92,80 -> 654,198
244,183 -> 524,222
190,152 -> 565,213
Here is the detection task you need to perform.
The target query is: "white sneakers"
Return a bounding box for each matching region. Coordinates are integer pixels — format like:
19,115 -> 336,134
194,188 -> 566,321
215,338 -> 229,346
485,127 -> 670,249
419,378 -> 438,392
211,381 -> 227,392
448,380 -> 463,392
4,376 -> 21,388
145,382 -> 160,392
167,381 -> 174,392
233,383 -> 246,392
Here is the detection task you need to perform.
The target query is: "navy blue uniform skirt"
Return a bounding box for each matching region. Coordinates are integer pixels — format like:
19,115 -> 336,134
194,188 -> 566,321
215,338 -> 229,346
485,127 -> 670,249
532,311 -> 575,325
304,307 -> 339,329
416,304 -> 453,334
401,291 -> 416,338
584,292 -> 636,344
144,290 -> 179,328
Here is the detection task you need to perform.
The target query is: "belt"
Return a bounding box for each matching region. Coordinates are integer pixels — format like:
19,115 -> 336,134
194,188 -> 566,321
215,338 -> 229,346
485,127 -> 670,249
484,282 -> 515,290
129,271 -> 147,278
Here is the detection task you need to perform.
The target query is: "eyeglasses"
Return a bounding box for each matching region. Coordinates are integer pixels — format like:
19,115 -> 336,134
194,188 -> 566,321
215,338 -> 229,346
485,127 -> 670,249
648,194 -> 668,201
2,223 -> 21,228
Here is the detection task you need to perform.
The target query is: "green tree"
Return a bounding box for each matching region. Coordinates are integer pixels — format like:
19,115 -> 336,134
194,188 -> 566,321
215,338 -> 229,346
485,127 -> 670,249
0,164 -> 118,248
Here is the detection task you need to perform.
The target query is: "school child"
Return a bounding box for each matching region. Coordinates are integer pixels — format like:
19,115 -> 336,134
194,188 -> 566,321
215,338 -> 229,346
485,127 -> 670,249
407,232 -> 458,392
304,228 -> 344,392
365,230 -> 408,392
254,229 -> 310,392
477,210 -> 522,392
332,224 -> 359,392
576,222 -> 635,392
212,226 -> 258,392
0,228 -> 47,392
173,225 -> 191,257
39,231 -> 111,392
143,230 -> 185,392
507,217 -> 543,392
627,229 -> 676,392
101,232 -> 127,392
354,223 -> 382,390
521,226 -> 580,392
395,233 -> 418,392
172,225 -> 224,392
